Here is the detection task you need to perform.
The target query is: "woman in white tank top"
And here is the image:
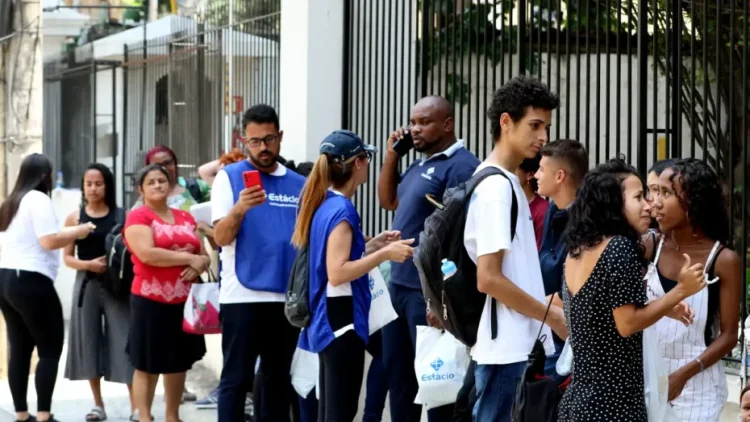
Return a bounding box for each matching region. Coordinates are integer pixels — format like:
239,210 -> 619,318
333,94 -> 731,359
645,158 -> 740,422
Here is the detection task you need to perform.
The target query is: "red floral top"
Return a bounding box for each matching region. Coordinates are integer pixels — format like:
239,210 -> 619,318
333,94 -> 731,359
124,206 -> 201,304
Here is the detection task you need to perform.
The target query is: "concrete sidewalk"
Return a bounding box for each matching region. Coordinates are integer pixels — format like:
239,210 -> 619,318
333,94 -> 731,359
0,342 -> 742,421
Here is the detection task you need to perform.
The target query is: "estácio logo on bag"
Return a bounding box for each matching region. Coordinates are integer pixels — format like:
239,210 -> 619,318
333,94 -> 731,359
369,274 -> 384,300
421,357 -> 455,381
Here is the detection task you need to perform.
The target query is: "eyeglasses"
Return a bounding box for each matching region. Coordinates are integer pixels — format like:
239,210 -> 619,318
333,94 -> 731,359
242,134 -> 280,148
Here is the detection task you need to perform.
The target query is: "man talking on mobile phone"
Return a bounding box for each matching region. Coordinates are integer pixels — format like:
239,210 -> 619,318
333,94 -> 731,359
377,96 -> 480,422
211,104 -> 306,422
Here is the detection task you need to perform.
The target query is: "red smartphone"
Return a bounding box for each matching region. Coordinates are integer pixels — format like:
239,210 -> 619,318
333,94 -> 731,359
242,170 -> 263,190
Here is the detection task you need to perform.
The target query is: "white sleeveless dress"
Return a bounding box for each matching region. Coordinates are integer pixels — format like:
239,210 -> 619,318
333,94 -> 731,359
644,237 -> 727,422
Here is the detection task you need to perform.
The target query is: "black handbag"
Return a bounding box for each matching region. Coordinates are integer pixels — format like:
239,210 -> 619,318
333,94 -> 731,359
511,297 -> 563,422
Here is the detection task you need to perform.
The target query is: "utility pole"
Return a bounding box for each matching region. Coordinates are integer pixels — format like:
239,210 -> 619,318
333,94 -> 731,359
5,0 -> 43,189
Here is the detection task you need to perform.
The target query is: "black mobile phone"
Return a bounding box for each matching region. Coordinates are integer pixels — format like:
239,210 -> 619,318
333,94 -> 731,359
392,126 -> 414,156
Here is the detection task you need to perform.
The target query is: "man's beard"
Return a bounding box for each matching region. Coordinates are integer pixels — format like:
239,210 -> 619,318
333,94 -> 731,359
250,152 -> 277,169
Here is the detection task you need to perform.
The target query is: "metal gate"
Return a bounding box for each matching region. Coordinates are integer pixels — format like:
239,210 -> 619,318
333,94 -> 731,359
121,6 -> 281,207
43,50 -> 120,189
343,0 -> 749,373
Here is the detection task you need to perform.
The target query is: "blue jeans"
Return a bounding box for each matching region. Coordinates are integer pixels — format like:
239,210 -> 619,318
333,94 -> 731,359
472,362 -> 526,422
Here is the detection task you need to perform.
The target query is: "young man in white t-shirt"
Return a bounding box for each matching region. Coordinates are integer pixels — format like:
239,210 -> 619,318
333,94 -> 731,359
463,76 -> 569,421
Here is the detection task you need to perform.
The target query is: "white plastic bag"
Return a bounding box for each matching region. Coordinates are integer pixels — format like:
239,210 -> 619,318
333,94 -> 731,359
368,268 -> 398,334
182,283 -> 221,334
643,326 -> 679,422
555,338 -> 574,376
290,347 -> 319,398
413,326 -> 470,409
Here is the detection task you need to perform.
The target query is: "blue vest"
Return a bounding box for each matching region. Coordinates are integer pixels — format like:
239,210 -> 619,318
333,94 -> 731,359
298,193 -> 371,353
224,161 -> 306,293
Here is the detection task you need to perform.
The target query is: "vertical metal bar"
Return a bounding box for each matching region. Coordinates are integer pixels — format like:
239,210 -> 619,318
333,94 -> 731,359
92,61 -> 97,162
122,45 -> 128,206
458,0 -> 465,135
508,1 -> 513,81
428,0 -> 434,95
615,0 -> 622,155
580,0 -> 584,143
342,0 -> 351,128
226,0 -> 234,153
715,0 -> 721,173
584,0 -> 591,152
474,0 -> 481,153
665,0 -> 672,160
605,0 -> 611,159
483,1 -> 490,159
168,41 -> 173,149
493,1 -> 498,92
626,0 -> 632,158
517,0 -> 526,75
651,0 -> 658,164
554,0 -> 562,142
112,66 -> 117,186
419,0 -> 429,99
635,0 -> 649,174
701,0 -> 708,162
594,0 -> 601,162
689,0 -> 696,157
670,0 -> 681,157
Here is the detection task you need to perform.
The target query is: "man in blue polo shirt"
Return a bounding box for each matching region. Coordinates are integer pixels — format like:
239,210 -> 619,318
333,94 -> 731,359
211,104 -> 306,422
378,96 -> 480,422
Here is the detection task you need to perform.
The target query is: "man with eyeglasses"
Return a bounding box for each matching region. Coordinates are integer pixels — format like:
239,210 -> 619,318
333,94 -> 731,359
378,96 -> 480,422
211,104 -> 306,422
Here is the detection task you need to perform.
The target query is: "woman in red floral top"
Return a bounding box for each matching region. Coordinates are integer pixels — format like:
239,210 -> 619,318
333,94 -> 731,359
124,164 -> 209,422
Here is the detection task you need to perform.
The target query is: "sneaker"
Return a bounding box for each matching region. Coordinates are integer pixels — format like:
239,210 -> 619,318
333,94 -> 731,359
195,388 -> 219,409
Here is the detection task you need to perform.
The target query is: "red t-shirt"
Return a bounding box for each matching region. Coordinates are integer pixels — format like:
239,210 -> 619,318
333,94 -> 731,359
529,195 -> 550,251
124,206 -> 202,304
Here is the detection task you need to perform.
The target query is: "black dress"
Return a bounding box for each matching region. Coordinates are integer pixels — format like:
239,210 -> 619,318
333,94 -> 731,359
558,236 -> 648,422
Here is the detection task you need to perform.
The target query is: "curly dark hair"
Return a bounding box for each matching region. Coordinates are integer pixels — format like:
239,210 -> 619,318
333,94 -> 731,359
565,157 -> 644,259
486,76 -> 559,141
669,158 -> 730,244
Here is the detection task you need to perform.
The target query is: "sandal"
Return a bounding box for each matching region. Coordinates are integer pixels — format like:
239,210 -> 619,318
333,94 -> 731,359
86,406 -> 107,421
16,416 -> 37,422
129,410 -> 154,422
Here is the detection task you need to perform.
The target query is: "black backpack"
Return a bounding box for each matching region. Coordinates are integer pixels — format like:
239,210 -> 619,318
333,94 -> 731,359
413,166 -> 518,347
284,243 -> 311,328
184,177 -> 208,203
104,208 -> 134,300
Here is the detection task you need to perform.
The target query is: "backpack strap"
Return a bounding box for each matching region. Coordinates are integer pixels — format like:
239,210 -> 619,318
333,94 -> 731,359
113,207 -> 126,226
465,166 -> 519,340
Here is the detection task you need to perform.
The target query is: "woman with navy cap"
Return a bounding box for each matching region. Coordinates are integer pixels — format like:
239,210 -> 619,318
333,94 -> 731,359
292,130 -> 415,421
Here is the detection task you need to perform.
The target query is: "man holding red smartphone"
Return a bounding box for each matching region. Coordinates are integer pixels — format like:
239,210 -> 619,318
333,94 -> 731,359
210,104 -> 306,422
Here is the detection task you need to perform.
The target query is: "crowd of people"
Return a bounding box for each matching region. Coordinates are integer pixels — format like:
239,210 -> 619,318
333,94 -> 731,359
0,75 -> 744,422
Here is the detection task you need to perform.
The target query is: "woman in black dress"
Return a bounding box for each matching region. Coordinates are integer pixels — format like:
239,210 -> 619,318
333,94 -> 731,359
558,158 -> 706,422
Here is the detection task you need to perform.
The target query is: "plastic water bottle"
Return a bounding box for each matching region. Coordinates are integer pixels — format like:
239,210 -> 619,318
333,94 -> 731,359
441,258 -> 457,280
55,171 -> 64,189
439,259 -> 457,321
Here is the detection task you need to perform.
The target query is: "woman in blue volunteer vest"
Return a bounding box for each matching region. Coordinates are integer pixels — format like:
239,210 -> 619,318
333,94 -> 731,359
292,130 -> 415,422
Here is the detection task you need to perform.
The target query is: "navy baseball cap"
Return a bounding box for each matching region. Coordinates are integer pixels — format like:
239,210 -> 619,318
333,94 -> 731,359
319,130 -> 377,163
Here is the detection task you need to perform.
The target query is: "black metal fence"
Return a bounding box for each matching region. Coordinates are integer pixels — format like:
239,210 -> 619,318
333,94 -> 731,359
343,0 -> 749,371
43,49 -> 120,189
121,6 -> 280,206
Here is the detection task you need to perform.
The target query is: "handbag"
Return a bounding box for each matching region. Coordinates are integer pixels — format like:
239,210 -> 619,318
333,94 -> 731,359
511,297 -> 561,422
182,270 -> 221,335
